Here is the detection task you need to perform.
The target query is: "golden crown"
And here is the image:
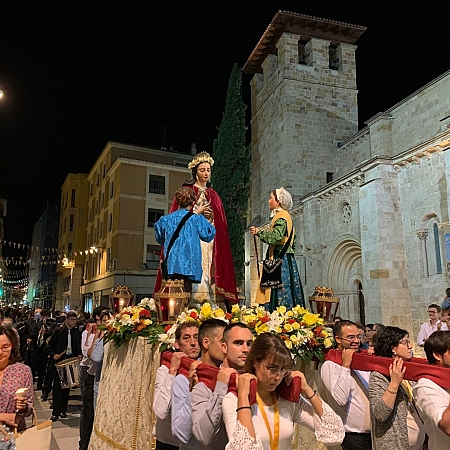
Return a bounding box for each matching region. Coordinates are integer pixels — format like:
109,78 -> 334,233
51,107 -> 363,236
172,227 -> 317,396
187,152 -> 214,170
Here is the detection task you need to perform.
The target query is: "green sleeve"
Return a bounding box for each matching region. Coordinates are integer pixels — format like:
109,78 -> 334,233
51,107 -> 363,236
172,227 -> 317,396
257,219 -> 287,245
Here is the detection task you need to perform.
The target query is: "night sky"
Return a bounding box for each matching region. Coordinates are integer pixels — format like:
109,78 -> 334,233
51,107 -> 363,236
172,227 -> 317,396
1,1 -> 449,249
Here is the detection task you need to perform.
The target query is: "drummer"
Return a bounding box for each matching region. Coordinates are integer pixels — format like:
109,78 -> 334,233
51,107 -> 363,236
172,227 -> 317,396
46,310 -> 82,422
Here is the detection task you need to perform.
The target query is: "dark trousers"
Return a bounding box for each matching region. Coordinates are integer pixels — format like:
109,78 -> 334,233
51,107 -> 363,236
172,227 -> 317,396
341,432 -> 372,450
52,366 -> 70,416
155,441 -> 179,450
79,367 -> 95,450
42,358 -> 54,397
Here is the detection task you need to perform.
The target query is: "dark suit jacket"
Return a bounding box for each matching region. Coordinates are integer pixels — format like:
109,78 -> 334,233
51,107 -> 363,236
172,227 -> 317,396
47,324 -> 82,362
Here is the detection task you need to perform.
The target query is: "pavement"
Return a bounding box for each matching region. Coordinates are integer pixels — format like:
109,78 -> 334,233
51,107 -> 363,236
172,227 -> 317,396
33,387 -> 81,450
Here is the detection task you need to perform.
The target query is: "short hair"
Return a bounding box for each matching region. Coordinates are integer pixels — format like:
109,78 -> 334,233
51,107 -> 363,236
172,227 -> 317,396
428,304 -> 441,313
41,309 -> 51,318
243,333 -> 292,374
175,187 -> 197,208
198,319 -> 226,350
365,323 -> 374,330
333,320 -> 355,337
66,310 -> 77,319
373,323 -> 385,332
0,324 -> 20,363
354,321 -> 364,330
373,326 -> 408,358
175,322 -> 199,342
93,306 -> 108,320
222,322 -> 251,343
424,330 -> 450,364
446,288 -> 450,296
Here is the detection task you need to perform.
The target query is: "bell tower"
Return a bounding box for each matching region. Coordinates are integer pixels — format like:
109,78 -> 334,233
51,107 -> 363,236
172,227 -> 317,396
244,11 -> 366,221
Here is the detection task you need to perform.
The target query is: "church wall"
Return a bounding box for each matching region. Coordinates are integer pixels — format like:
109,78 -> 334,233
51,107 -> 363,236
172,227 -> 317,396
390,74 -> 450,155
396,150 -> 449,339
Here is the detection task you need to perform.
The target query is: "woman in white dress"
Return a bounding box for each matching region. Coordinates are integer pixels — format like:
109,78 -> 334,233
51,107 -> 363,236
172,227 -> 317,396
222,333 -> 344,450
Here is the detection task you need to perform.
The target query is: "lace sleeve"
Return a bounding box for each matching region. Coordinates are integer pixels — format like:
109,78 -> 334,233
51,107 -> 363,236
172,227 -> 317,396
312,400 -> 345,445
225,420 -> 263,450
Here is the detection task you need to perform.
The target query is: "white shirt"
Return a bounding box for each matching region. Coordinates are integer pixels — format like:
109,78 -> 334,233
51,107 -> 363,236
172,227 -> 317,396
417,321 -> 448,346
80,330 -> 95,367
320,360 -> 371,433
412,378 -> 450,450
222,392 -> 344,450
153,365 -> 180,447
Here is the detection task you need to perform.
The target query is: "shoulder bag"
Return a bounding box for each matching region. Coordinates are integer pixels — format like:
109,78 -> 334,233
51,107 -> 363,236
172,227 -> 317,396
259,225 -> 294,289
160,211 -> 194,280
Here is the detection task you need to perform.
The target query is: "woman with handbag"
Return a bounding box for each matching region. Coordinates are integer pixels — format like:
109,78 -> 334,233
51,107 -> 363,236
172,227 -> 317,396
250,188 -> 305,312
0,324 -> 34,435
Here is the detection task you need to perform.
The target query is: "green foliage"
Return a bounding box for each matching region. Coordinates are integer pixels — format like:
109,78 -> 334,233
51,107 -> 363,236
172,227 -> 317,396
211,63 -> 251,286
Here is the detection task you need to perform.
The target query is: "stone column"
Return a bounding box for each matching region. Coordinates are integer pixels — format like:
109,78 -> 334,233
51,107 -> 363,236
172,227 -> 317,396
417,230 -> 429,277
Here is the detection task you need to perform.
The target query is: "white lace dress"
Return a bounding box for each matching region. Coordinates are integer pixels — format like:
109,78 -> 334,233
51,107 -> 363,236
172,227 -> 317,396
222,393 -> 344,450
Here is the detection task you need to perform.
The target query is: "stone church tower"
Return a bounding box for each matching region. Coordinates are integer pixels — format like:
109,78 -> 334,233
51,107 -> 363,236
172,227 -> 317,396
243,11 -> 366,222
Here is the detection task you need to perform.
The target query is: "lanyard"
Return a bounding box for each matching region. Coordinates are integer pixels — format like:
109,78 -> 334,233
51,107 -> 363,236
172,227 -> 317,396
256,392 -> 280,450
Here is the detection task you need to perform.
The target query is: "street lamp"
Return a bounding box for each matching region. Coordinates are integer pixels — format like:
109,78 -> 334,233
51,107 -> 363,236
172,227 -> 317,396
0,91 -> 3,99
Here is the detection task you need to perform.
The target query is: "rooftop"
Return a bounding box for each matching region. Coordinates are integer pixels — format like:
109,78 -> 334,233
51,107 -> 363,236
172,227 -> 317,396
243,10 -> 366,74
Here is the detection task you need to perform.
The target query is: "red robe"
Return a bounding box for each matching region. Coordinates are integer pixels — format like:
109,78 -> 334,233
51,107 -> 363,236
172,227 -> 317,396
153,185 -> 238,303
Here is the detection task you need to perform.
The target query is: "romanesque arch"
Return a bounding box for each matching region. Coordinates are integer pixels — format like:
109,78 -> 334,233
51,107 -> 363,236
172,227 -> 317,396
326,234 -> 363,321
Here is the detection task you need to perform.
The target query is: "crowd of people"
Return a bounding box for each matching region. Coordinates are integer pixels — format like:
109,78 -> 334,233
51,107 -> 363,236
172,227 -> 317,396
0,304 -> 111,450
152,301 -> 450,450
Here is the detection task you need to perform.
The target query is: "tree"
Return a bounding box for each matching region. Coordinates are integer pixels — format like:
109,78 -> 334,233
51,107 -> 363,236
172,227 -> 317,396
211,63 -> 251,287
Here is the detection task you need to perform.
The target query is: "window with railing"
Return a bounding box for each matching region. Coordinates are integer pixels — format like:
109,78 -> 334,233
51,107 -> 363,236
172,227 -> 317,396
149,175 -> 165,194
146,245 -> 161,270
147,208 -> 164,227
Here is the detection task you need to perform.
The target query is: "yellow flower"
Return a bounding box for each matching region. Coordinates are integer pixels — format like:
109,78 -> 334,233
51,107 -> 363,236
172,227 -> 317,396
132,313 -> 140,322
275,326 -> 282,333
286,311 -> 293,317
284,339 -> 292,349
302,312 -> 320,327
321,330 -> 329,338
242,314 -> 257,324
290,334 -> 299,346
231,304 -> 240,314
231,318 -> 238,323
277,306 -> 287,315
144,319 -> 152,326
200,303 -> 212,319
324,338 -> 333,348
292,322 -> 300,331
255,322 -> 269,335
212,308 -> 225,318
284,323 -> 293,333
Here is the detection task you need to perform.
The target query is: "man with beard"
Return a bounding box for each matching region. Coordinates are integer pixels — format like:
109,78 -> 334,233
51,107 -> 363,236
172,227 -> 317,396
191,322 -> 253,448
321,320 -> 371,450
153,323 -> 200,450
413,330 -> 450,449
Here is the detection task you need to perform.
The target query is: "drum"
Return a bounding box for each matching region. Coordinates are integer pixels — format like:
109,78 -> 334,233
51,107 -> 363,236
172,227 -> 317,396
56,357 -> 81,389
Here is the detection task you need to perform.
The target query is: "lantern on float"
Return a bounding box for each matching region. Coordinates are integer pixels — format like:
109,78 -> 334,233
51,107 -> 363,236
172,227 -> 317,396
109,285 -> 134,313
308,286 -> 340,323
154,279 -> 189,323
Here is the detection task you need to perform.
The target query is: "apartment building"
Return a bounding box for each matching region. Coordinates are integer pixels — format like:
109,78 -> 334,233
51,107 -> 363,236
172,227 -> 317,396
55,173 -> 89,310
80,141 -> 191,311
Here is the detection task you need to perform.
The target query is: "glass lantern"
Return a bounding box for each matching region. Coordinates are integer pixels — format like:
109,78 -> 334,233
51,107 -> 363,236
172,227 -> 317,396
109,285 -> 134,313
308,286 -> 340,323
154,279 -> 190,323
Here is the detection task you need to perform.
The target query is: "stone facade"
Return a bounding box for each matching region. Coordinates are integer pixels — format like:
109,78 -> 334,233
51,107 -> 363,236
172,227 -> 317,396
246,11 -> 450,346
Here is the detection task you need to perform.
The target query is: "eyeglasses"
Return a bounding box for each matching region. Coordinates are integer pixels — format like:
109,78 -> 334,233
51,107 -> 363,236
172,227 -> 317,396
0,344 -> 13,352
398,339 -> 411,346
340,335 -> 362,342
265,365 -> 290,377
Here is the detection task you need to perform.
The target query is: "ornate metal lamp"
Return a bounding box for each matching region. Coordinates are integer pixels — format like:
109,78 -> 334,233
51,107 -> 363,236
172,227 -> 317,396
308,286 -> 340,323
109,285 -> 134,313
154,279 -> 190,323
